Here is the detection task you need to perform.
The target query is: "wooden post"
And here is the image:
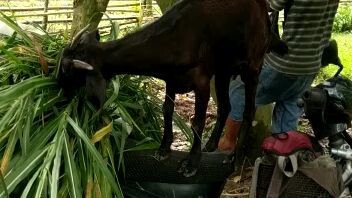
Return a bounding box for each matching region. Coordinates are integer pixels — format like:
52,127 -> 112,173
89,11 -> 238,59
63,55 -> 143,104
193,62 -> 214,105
145,0 -> 153,18
245,104 -> 273,163
42,0 -> 49,30
140,0 -> 153,24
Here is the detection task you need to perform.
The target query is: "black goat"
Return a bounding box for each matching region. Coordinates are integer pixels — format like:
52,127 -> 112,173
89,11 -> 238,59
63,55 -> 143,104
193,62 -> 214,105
59,0 -> 285,177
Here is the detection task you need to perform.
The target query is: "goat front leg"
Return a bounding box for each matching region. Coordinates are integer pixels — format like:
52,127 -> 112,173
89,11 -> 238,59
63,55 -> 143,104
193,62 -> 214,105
178,80 -> 210,177
203,73 -> 232,152
155,85 -> 175,160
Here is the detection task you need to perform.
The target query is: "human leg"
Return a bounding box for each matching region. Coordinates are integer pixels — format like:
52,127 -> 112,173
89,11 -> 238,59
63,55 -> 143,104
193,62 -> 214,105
271,73 -> 316,133
218,65 -> 275,151
218,77 -> 245,151
218,118 -> 242,151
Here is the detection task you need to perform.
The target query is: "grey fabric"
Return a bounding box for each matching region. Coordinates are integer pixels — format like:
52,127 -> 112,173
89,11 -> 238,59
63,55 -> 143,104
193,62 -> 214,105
249,158 -> 262,198
299,155 -> 344,197
252,154 -> 344,197
266,163 -> 285,198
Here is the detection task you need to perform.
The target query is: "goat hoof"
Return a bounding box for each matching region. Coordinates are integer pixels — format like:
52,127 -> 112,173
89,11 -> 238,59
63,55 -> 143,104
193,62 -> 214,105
183,167 -> 197,177
154,149 -> 170,161
177,159 -> 197,177
222,153 -> 235,164
177,160 -> 187,174
202,142 -> 217,152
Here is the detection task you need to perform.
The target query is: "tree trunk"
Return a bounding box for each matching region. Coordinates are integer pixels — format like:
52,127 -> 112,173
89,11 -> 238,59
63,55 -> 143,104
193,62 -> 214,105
245,104 -> 273,163
235,104 -> 273,171
71,0 -> 110,38
155,0 -> 180,13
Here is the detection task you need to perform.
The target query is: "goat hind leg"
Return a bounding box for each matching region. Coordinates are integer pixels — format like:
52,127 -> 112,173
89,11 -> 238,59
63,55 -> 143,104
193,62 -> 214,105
234,67 -> 259,169
203,74 -> 232,152
156,86 -> 175,160
178,82 -> 210,177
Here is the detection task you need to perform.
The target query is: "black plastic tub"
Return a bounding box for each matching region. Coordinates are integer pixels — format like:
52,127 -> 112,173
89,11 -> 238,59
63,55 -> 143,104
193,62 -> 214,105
119,149 -> 234,198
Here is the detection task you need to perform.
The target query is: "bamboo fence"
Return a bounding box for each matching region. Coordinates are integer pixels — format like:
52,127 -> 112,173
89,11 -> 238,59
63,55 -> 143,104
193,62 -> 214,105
0,0 -> 350,33
0,0 -> 161,33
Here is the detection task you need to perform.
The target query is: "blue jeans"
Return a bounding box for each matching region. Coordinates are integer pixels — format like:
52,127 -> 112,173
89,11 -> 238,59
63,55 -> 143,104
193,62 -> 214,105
228,64 -> 316,134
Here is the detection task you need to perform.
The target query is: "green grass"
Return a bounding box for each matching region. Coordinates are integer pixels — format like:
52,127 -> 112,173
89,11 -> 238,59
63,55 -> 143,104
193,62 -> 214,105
333,33 -> 352,75
316,33 -> 352,83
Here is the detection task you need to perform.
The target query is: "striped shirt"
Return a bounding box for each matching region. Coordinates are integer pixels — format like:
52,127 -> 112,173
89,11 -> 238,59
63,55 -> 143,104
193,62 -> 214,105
265,0 -> 339,75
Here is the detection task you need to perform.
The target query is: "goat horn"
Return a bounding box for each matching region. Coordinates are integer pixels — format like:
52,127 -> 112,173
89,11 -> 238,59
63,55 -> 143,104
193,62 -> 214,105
72,60 -> 94,70
70,24 -> 91,48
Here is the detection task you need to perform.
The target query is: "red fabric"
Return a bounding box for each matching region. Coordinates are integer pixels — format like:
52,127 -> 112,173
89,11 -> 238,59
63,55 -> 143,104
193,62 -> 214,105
261,131 -> 313,156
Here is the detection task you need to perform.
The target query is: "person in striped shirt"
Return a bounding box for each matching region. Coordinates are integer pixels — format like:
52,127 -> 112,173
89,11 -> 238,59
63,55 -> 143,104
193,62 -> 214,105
218,0 -> 340,152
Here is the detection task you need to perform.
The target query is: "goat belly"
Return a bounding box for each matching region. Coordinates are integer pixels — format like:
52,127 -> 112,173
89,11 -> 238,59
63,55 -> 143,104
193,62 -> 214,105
167,83 -> 193,94
166,68 -> 204,94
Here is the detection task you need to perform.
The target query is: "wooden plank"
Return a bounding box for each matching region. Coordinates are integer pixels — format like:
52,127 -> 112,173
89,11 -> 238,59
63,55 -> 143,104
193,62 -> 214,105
11,11 -> 139,17
0,4 -> 140,12
10,11 -> 73,17
21,17 -> 139,24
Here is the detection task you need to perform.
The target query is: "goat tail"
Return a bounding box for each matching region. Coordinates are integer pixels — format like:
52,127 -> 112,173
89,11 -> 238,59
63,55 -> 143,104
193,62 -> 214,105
256,0 -> 288,56
269,33 -> 288,56
266,12 -> 288,56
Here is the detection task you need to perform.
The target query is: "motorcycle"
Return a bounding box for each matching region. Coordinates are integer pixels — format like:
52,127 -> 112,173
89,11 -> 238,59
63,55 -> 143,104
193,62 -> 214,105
301,40 -> 352,196
250,39 -> 352,197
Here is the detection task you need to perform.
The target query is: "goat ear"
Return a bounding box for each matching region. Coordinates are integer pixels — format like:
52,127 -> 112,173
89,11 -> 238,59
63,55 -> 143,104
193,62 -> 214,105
70,24 -> 91,48
73,60 -> 94,70
85,72 -> 106,108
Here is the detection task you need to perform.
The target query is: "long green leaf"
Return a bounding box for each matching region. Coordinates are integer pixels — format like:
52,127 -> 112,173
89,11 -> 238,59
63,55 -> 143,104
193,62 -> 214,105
21,96 -> 34,156
115,102 -> 143,136
103,79 -> 120,109
50,116 -> 67,198
1,147 -> 49,196
0,170 -> 8,198
0,76 -> 55,104
35,143 -> 56,198
124,138 -> 159,152
0,13 -> 32,45
28,115 -> 61,152
67,117 -> 124,198
0,99 -> 21,134
20,169 -> 41,198
0,124 -> 18,174
63,133 -> 82,198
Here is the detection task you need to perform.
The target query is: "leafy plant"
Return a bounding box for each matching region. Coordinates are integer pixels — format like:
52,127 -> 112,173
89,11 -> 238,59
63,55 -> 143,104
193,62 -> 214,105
333,5 -> 352,33
0,13 -> 191,197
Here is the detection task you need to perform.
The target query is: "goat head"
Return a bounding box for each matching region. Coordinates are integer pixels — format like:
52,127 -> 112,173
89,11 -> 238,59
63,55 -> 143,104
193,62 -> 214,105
58,28 -> 107,107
